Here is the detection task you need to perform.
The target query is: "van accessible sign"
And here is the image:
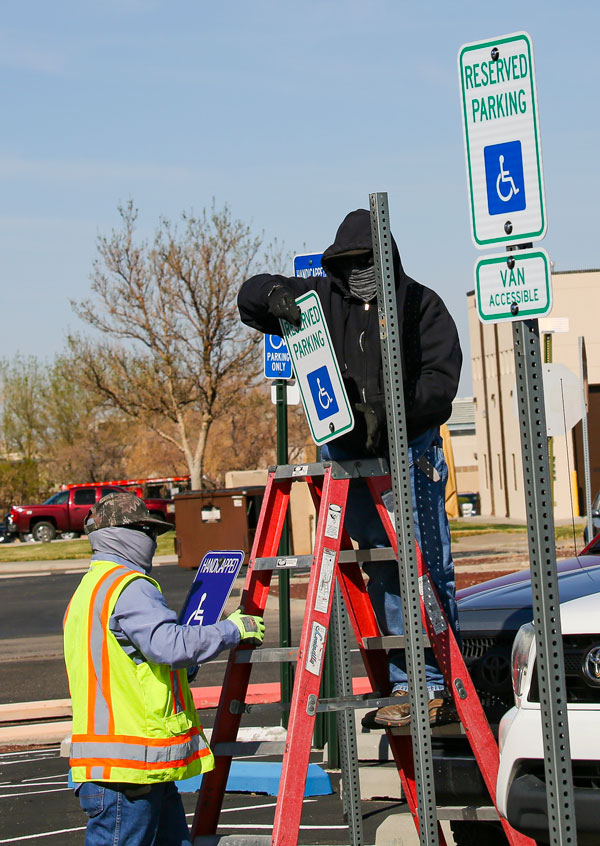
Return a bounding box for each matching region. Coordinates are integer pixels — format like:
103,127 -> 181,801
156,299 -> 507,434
281,291 -> 354,445
474,248 -> 551,323
459,32 -> 546,248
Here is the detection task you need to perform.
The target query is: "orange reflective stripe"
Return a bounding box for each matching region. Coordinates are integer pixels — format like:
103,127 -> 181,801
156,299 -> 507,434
86,570 -> 118,733
71,728 -> 202,746
71,747 -> 212,771
99,572 -> 133,735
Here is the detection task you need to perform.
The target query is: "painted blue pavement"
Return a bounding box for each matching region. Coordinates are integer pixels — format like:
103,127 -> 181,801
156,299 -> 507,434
69,762 -> 333,797
176,761 -> 333,796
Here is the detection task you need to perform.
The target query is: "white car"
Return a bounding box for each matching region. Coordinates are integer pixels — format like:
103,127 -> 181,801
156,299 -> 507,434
496,592 -> 600,845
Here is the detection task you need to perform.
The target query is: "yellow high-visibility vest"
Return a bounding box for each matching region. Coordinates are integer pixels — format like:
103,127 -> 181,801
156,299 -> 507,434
63,561 -> 215,784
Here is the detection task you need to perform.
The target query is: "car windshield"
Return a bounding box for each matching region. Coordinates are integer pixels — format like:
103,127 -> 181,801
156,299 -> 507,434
43,491 -> 69,505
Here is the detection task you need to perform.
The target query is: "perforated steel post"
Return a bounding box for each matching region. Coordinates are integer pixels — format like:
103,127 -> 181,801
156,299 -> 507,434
331,584 -> 363,846
369,192 -> 439,846
512,318 -> 576,846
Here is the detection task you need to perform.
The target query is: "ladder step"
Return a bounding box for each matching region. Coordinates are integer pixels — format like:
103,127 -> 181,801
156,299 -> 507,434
213,741 -> 287,757
362,634 -> 431,649
234,647 -> 298,664
338,547 -> 395,563
316,693 -> 397,712
436,806 -> 499,822
229,700 -> 289,716
389,723 -> 467,737
273,462 -> 328,480
252,554 -> 313,572
194,837 -> 272,846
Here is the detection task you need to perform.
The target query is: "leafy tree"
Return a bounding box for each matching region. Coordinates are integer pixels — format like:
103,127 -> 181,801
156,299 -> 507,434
71,200 -> 286,489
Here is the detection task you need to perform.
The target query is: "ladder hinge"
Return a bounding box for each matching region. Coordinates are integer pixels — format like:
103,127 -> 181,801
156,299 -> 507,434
306,694 -> 318,716
454,678 -> 467,700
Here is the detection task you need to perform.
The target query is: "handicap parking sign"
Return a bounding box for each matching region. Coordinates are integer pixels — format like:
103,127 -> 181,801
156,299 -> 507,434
306,366 -> 339,420
264,334 -> 292,379
484,141 -> 526,216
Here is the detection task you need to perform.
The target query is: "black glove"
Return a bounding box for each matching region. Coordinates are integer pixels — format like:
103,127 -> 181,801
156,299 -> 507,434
354,402 -> 387,455
267,285 -> 302,328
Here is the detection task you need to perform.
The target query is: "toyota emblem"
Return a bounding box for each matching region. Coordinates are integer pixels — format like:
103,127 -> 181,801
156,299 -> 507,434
583,645 -> 600,685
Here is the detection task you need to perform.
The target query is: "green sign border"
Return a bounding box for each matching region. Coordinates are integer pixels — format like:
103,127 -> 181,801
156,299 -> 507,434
475,249 -> 551,323
459,32 -> 546,248
282,291 -> 354,445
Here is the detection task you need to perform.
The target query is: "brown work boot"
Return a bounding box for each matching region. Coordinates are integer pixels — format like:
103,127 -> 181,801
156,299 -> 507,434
428,696 -> 460,727
372,690 -> 411,727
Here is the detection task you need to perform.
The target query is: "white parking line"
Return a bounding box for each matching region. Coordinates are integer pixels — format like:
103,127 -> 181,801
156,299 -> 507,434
185,798 -> 317,817
0,826 -> 86,843
0,748 -> 58,757
217,823 -> 347,830
0,757 -> 59,767
1,781 -> 68,788
0,787 -> 71,799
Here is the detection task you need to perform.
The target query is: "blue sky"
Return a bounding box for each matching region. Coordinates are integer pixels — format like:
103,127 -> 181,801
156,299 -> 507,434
1,0 -> 598,396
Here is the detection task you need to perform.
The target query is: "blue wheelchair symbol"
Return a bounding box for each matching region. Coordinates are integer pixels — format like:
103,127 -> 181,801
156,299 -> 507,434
484,140 -> 526,216
307,366 -> 339,421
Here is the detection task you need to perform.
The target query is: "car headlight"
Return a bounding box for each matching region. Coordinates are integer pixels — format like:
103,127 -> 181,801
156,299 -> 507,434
511,621 -> 536,705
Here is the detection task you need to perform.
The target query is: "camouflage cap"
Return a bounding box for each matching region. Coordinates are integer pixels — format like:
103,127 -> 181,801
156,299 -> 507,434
84,491 -> 173,535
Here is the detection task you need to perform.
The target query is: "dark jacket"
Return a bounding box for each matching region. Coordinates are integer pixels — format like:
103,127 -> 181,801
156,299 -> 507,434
238,209 -> 462,453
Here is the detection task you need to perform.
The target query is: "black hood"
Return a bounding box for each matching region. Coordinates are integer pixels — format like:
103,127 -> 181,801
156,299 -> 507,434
321,208 -> 405,289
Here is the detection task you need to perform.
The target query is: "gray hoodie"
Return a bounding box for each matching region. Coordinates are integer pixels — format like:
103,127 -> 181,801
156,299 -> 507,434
89,526 -> 240,669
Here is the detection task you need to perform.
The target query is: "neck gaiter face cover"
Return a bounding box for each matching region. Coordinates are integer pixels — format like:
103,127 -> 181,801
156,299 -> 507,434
348,264 -> 377,302
89,526 -> 157,573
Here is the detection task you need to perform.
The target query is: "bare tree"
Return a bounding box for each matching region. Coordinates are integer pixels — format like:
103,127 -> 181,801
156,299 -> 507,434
71,201 -> 286,489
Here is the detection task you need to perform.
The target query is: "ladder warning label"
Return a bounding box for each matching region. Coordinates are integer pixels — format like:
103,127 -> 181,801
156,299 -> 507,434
314,548 -> 336,613
305,622 -> 327,675
324,504 -> 342,539
382,489 -> 396,530
419,574 -> 447,635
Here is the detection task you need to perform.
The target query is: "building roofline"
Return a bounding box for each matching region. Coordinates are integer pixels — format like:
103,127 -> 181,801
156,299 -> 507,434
552,268 -> 600,275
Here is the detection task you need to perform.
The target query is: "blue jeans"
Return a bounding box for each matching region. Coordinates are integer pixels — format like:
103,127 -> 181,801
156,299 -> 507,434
77,781 -> 191,846
323,427 -> 460,694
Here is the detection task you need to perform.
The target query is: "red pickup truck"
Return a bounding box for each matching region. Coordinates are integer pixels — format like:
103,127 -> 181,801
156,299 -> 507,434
6,485 -> 175,543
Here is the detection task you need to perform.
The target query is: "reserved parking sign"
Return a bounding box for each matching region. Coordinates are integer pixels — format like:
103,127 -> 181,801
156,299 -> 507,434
280,291 -> 353,445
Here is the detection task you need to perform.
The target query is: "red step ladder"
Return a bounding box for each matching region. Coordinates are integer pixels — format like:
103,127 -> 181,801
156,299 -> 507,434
191,461 -> 535,846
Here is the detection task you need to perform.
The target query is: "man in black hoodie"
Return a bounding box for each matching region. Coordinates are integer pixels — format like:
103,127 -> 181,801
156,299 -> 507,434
238,209 -> 462,727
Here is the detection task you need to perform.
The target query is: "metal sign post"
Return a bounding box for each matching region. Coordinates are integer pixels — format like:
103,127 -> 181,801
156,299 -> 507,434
512,320 -> 576,845
459,31 -> 576,843
369,192 -> 439,846
579,337 -> 593,543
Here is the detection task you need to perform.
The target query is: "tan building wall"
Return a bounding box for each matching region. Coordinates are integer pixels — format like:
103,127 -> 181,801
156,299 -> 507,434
451,431 -> 478,494
226,468 -> 316,554
468,268 -> 600,519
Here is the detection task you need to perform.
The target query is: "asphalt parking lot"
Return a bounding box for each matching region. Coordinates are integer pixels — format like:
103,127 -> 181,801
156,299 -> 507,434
0,743 -> 410,846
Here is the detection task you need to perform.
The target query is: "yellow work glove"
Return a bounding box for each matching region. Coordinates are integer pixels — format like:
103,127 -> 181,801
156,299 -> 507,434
227,608 -> 265,646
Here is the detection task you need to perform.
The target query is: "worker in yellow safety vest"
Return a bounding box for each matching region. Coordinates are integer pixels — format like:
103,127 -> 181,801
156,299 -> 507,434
63,490 -> 264,846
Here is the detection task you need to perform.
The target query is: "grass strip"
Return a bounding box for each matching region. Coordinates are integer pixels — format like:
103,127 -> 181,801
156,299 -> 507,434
0,531 -> 177,563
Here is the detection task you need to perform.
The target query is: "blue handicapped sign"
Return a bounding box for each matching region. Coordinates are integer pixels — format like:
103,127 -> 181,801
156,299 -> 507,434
484,140 -> 526,216
306,366 -> 339,421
